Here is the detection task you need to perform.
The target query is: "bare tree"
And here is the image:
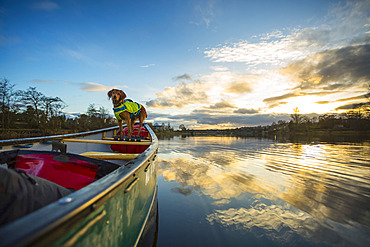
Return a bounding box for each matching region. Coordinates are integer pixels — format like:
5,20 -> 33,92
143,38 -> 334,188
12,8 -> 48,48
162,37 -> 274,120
98,106 -> 108,119
17,87 -> 45,128
0,78 -> 16,130
87,104 -> 98,117
40,96 -> 66,131
41,96 -> 65,120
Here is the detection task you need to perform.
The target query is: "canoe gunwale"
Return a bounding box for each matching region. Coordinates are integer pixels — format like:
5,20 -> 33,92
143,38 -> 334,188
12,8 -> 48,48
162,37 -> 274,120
61,138 -> 151,145
0,126 -> 120,146
0,123 -> 159,247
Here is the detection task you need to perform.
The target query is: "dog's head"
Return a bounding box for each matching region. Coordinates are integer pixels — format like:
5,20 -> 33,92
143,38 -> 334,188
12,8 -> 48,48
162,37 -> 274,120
108,89 -> 126,104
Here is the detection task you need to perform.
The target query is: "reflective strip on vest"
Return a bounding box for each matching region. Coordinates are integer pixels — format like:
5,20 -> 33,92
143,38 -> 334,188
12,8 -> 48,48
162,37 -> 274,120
113,100 -> 141,121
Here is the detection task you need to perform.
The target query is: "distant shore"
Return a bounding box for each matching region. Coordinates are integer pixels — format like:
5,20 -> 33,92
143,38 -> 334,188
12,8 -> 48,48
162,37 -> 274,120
1,126 -> 369,143
154,129 -> 370,143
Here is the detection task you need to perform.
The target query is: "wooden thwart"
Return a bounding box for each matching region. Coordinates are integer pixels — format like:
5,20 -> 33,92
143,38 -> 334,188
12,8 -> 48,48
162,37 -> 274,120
102,137 -> 151,141
80,152 -> 140,160
61,138 -> 151,145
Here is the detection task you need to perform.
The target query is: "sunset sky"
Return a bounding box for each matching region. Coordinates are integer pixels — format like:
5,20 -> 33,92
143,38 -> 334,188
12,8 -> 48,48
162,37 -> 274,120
1,0 -> 369,129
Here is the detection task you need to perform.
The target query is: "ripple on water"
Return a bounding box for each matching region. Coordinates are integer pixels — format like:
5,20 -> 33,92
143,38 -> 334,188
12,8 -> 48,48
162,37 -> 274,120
157,137 -> 370,247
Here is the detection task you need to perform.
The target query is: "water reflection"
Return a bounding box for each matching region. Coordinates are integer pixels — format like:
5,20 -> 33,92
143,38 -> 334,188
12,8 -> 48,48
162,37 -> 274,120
157,136 -> 370,246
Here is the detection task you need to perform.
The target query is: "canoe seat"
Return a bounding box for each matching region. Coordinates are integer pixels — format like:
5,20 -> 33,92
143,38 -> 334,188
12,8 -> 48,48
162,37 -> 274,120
80,152 -> 140,160
16,153 -> 98,191
120,125 -> 149,138
111,125 -> 150,153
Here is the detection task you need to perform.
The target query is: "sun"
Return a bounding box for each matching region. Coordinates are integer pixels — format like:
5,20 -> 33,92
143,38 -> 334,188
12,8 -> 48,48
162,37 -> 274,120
266,96 -> 339,114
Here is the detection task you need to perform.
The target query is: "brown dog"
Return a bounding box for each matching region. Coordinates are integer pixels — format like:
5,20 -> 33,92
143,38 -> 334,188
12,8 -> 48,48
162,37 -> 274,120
108,89 -> 147,141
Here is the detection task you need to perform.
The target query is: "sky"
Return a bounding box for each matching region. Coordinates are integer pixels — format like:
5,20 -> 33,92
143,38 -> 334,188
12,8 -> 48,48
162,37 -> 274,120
1,0 -> 369,129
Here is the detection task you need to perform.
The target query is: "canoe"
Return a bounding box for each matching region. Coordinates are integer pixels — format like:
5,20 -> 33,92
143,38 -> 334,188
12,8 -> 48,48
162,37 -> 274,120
0,123 -> 158,247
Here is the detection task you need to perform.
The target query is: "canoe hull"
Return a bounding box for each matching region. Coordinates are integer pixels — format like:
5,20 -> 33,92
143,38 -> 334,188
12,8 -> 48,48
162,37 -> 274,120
0,124 -> 158,247
51,156 -> 158,247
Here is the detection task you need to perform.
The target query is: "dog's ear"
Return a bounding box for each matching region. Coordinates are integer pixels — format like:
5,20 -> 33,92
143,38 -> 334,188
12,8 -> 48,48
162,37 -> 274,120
107,89 -> 113,99
119,90 -> 126,100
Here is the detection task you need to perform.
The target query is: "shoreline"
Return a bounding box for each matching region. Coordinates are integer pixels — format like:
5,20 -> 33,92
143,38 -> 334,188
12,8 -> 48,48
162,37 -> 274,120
155,129 -> 370,143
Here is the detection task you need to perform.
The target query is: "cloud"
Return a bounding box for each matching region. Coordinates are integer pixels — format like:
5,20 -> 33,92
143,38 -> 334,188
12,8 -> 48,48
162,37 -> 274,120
205,24 -> 366,66
333,93 -> 370,111
263,92 -> 300,104
203,26 -> 335,66
147,70 -> 258,110
31,1 -> 59,11
164,112 -> 292,127
335,102 -> 369,111
193,0 -> 217,28
233,108 -> 259,114
259,30 -> 286,40
315,93 -> 369,105
149,110 -> 319,129
281,44 -> 370,92
146,81 -> 209,108
336,94 -> 369,102
80,82 -> 113,92
262,81 -> 368,110
31,79 -> 57,84
226,81 -> 253,94
173,73 -> 192,81
31,79 -> 78,86
208,100 -> 236,109
200,71 -> 257,96
204,34 -> 308,66
30,80 -> 126,93
140,64 -> 155,68
335,103 -> 357,110
316,101 -> 330,105
204,0 -> 370,67
210,66 -> 229,72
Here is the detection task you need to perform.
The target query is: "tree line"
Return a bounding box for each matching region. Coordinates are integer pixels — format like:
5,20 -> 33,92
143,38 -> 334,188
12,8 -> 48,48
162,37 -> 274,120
198,105 -> 370,138
0,78 -> 115,139
172,85 -> 370,137
178,106 -> 370,140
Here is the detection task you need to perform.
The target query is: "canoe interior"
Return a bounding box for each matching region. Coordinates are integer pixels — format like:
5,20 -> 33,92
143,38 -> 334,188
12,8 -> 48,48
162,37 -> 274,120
1,124 -> 151,190
15,151 -> 120,190
0,123 -> 159,247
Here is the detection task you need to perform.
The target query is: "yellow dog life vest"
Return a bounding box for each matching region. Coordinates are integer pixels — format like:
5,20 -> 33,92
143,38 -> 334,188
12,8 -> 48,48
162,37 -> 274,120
113,99 -> 142,121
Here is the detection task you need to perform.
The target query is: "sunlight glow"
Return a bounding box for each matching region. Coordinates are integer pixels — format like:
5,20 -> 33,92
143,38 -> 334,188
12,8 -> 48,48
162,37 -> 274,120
269,96 -> 335,114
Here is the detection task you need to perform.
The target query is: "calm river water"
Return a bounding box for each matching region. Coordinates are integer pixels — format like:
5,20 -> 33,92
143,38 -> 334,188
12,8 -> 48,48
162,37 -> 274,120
155,136 -> 370,247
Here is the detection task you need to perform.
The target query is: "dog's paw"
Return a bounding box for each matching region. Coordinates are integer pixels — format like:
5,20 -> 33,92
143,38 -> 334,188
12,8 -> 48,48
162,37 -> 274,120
134,137 -> 142,142
115,136 -> 127,141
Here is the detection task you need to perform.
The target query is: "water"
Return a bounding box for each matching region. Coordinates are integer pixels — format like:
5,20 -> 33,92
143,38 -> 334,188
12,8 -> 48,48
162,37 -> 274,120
155,136 -> 370,247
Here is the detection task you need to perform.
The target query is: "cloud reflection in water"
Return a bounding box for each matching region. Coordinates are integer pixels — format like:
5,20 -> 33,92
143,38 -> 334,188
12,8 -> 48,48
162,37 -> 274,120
158,137 -> 370,246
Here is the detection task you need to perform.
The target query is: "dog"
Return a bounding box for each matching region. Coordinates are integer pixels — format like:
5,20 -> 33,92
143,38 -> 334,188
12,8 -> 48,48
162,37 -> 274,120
108,89 -> 147,141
